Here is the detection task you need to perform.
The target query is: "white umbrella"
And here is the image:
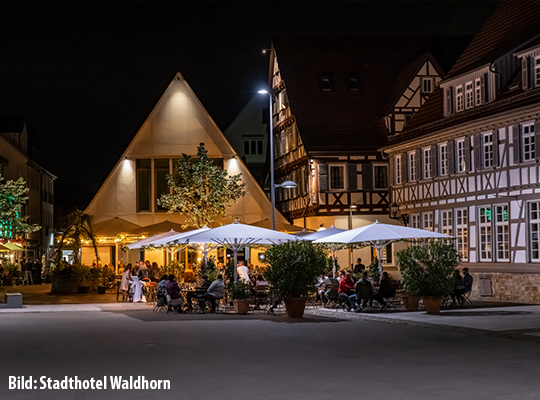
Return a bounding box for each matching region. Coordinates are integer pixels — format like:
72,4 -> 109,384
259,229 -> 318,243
125,229 -> 181,250
185,221 -> 303,281
313,221 -> 451,278
303,226 -> 347,276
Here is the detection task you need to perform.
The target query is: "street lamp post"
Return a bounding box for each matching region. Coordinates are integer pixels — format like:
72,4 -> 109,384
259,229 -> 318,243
347,204 -> 357,268
258,90 -> 297,230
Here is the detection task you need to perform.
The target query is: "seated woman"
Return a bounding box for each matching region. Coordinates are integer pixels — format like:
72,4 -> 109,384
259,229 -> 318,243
338,271 -> 355,311
450,269 -> 465,306
165,274 -> 183,313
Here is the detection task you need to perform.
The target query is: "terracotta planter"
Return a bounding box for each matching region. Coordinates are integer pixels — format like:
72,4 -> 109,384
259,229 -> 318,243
284,297 -> 307,318
402,295 -> 421,311
423,296 -> 443,315
233,299 -> 250,314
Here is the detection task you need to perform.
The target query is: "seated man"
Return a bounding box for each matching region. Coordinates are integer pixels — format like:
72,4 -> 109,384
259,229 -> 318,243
338,271 -> 355,311
353,272 -> 373,312
186,274 -> 211,310
372,271 -> 394,311
198,274 -> 225,313
463,268 -> 473,293
165,274 -> 183,313
320,274 -> 339,306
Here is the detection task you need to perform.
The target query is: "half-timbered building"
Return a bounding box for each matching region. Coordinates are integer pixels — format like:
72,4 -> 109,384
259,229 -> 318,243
382,0 -> 540,303
268,37 -> 443,269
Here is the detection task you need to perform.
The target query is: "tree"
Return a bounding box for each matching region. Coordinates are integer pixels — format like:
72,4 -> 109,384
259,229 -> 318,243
158,143 -> 246,228
57,210 -> 99,265
0,174 -> 40,240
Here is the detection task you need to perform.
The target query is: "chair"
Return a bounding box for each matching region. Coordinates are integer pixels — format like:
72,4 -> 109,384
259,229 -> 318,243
459,291 -> 473,307
381,291 -> 398,311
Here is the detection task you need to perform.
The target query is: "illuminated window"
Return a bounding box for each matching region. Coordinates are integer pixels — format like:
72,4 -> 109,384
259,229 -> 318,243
478,206 -> 492,261
529,202 -> 540,261
136,159 -> 151,212
495,204 -> 509,262
455,208 -> 468,261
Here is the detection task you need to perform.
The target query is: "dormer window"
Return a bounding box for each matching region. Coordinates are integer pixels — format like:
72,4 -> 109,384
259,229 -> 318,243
347,75 -> 360,91
465,81 -> 473,109
475,78 -> 482,106
456,85 -> 464,112
421,77 -> 433,94
319,75 -> 332,92
535,56 -> 540,87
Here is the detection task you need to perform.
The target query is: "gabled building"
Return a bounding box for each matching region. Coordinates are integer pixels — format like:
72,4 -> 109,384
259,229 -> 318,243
84,73 -> 287,266
268,37 -> 443,269
0,116 -> 56,261
382,0 -> 540,303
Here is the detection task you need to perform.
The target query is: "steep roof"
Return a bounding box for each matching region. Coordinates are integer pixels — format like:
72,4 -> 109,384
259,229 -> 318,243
387,0 -> 540,146
446,0 -> 540,80
272,36 -> 445,153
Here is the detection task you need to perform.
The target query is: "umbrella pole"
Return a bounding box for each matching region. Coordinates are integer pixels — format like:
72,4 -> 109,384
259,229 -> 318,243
376,244 -> 383,283
233,239 -> 238,282
332,246 -> 336,277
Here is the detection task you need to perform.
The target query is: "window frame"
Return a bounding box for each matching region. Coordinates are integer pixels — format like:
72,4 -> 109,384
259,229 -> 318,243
465,81 -> 474,109
328,163 -> 347,192
422,147 -> 432,180
455,138 -> 466,173
408,151 -> 417,182
410,213 -> 420,229
395,155 -> 402,185
474,78 -> 482,106
421,77 -> 433,94
529,201 -> 540,262
494,204 -> 510,262
438,142 -> 448,176
422,212 -> 433,231
455,85 -> 464,112
455,208 -> 468,261
483,132 -> 494,168
535,56 -> 540,88
478,206 -> 493,262
522,121 -> 536,162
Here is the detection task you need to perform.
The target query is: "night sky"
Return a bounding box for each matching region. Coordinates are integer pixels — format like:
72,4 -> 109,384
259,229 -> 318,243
0,1 -> 499,212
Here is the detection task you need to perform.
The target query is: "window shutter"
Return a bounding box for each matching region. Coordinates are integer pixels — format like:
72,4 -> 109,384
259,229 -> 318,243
492,129 -> 499,167
513,124 -> 521,164
447,140 -> 455,174
464,137 -> 471,171
480,74 -> 485,104
401,152 -> 408,183
522,57 -> 529,90
362,163 -> 373,191
318,163 -> 328,192
474,134 -> 482,170
431,144 -> 438,177
416,149 -> 422,180
528,56 -> 535,89
535,120 -> 540,161
348,164 -> 357,192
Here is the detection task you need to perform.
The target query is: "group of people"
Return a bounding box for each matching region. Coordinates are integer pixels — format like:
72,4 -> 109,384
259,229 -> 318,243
450,267 -> 473,306
0,257 -> 44,285
157,273 -> 225,313
318,269 -> 396,312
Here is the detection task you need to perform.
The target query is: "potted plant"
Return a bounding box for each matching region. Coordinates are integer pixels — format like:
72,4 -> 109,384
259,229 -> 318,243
264,241 -> 327,318
226,280 -> 251,314
97,266 -> 112,294
397,240 -> 459,315
72,264 -> 91,293
1,262 -> 17,286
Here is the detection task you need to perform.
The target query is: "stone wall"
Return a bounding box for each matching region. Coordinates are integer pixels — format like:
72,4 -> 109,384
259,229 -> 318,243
470,272 -> 540,304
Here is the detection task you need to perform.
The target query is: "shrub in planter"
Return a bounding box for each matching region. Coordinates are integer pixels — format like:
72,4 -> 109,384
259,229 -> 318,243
227,280 -> 251,314
397,240 -> 459,314
264,241 -> 327,318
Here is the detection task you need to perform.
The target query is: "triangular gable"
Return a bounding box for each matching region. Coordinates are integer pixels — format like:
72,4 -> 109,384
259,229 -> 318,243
85,72 -> 286,227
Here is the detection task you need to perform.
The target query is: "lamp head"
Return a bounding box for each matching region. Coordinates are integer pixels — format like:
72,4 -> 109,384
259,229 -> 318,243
258,90 -> 269,94
275,180 -> 297,189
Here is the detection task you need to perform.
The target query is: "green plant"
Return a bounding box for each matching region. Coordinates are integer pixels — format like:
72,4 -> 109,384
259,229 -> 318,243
99,266 -> 114,286
368,258 -> 380,283
226,280 -> 250,300
197,255 -> 216,279
57,210 -> 99,265
159,261 -> 186,281
2,262 -> 18,278
264,241 -> 327,298
397,240 -> 459,297
71,264 -> 91,286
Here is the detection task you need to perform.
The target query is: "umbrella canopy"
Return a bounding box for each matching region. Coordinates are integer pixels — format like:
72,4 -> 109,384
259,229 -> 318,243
314,221 -> 451,278
185,221 -> 303,281
125,230 -> 182,250
0,244 -> 10,251
149,226 -> 212,248
93,217 -> 141,236
302,226 -> 347,241
303,226 -> 348,276
127,220 -> 194,235
1,242 -> 24,251
248,218 -> 311,234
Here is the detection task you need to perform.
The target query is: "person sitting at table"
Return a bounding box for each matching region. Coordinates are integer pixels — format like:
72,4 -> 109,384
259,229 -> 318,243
463,268 -> 473,293
315,273 -> 328,301
120,264 -> 132,300
137,261 -> 149,280
165,274 -> 183,313
338,271 -> 355,311
320,273 -> 339,306
185,275 -> 212,311
372,271 -> 394,311
353,272 -> 373,312
198,274 -> 225,313
156,275 -> 169,307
